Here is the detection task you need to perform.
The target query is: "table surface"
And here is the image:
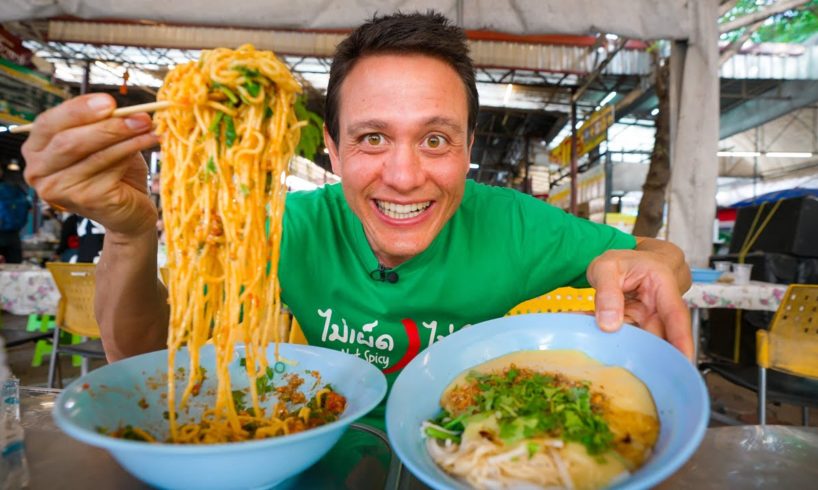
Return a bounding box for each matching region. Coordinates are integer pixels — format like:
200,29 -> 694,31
19,387 -> 400,490
18,387 -> 818,489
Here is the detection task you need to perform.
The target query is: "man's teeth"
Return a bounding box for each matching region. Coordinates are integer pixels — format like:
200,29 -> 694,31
376,200 -> 432,219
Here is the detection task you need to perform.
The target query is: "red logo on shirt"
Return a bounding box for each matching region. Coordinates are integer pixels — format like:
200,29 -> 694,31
382,318 -> 421,374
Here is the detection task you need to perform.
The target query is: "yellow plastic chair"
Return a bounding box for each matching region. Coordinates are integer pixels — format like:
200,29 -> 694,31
46,262 -> 106,388
506,287 -> 596,315
756,284 -> 818,425
289,317 -> 308,345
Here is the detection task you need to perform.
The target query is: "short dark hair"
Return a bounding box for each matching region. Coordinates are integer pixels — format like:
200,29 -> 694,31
325,11 -> 479,144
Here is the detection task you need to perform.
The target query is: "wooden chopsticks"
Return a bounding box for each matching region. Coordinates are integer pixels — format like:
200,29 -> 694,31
9,100 -> 172,134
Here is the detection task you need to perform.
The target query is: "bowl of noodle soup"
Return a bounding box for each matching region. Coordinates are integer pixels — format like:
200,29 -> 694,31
386,313 -> 708,490
54,343 -> 386,490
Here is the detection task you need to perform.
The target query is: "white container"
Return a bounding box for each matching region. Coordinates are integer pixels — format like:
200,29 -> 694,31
733,263 -> 753,285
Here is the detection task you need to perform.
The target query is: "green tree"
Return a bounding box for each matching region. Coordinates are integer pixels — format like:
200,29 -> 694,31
721,0 -> 818,43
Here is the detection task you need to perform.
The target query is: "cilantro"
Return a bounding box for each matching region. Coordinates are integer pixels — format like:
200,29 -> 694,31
448,368 -> 614,455
239,357 -> 247,367
239,184 -> 250,196
264,106 -> 273,119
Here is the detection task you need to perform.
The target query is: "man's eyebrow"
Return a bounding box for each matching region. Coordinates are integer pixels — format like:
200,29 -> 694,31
346,119 -> 388,135
423,116 -> 464,133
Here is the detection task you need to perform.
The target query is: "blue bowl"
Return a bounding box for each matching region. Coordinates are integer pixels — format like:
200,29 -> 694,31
691,268 -> 723,283
54,343 -> 386,490
386,313 -> 709,490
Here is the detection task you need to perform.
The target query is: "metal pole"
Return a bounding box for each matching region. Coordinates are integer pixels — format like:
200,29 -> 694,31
81,60 -> 91,95
570,90 -> 578,215
604,150 -> 613,220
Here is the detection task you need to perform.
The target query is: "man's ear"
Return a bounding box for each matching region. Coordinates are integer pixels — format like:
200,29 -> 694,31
324,125 -> 341,175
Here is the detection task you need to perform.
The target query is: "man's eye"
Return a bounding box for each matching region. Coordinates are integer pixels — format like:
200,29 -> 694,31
425,134 -> 446,149
365,134 -> 383,145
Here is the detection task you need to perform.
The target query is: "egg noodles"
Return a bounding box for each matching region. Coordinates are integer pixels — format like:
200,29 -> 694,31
153,44 -> 338,443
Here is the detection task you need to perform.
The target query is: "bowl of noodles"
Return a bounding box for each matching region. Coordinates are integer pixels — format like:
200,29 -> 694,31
54,343 -> 386,490
386,313 -> 709,490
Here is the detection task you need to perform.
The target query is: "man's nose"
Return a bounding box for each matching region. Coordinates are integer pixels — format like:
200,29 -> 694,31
381,143 -> 425,191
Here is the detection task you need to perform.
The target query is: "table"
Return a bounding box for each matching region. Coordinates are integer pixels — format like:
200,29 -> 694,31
15,388 -> 818,489
17,387 -> 401,490
682,280 -> 787,361
0,265 -> 59,316
400,425 -> 818,489
656,425 -> 818,489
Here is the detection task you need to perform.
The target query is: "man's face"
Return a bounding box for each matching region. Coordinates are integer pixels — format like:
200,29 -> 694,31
326,54 -> 472,268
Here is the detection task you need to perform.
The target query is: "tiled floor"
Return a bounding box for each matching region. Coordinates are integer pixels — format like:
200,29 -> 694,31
1,312 -> 815,426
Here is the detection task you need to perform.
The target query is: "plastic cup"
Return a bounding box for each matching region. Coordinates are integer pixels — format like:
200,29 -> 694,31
732,263 -> 753,285
713,261 -> 732,273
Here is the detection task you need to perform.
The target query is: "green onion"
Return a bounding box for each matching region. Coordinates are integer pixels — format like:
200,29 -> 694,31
224,115 -> 236,148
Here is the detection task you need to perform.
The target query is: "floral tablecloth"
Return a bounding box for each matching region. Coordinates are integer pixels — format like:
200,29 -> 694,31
683,281 -> 787,312
0,266 -> 60,315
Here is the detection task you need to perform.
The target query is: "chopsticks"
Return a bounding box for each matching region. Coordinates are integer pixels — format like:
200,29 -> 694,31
9,100 -> 173,134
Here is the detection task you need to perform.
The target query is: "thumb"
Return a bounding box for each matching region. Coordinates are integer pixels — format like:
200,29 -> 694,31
589,260 -> 625,332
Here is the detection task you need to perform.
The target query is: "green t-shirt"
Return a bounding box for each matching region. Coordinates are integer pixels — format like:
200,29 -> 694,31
279,180 -> 635,405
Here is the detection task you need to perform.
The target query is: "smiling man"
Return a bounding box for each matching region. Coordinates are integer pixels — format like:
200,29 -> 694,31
21,12 -> 692,404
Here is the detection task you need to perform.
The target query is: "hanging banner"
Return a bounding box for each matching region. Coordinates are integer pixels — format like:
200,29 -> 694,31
549,105 -> 615,166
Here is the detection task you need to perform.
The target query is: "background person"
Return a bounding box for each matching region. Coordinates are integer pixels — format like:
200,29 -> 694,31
0,163 -> 31,264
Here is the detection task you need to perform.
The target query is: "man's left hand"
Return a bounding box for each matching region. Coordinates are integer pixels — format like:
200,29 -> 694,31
586,239 -> 693,361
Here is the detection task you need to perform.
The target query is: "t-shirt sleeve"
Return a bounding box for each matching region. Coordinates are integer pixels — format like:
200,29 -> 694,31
511,192 -> 637,299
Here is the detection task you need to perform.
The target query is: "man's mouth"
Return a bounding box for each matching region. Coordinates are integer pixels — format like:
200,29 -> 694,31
375,200 -> 432,220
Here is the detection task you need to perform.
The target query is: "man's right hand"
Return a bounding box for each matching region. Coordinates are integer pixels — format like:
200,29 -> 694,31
22,93 -> 160,238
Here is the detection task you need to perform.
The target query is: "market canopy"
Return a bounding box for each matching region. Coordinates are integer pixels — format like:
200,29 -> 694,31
2,0 -> 694,39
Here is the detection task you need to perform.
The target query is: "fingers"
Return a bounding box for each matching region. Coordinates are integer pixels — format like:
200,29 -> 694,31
26,113 -> 155,180
24,94 -> 116,152
36,132 -> 157,207
588,257 -> 625,332
656,286 -> 694,361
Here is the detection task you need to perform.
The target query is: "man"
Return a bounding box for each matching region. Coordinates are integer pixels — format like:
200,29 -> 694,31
0,164 -> 31,263
21,12 -> 691,383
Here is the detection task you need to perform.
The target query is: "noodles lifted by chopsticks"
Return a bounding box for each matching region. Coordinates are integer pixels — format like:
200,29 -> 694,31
154,44 -> 305,443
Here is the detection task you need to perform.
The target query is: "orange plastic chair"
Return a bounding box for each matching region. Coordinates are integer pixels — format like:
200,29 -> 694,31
756,284 -> 818,425
46,262 -> 106,388
506,287 -> 596,315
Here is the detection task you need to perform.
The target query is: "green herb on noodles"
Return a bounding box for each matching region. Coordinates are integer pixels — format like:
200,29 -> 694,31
426,368 -> 614,456
223,115 -> 237,148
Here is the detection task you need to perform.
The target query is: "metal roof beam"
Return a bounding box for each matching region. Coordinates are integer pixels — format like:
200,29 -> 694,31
720,80 -> 818,140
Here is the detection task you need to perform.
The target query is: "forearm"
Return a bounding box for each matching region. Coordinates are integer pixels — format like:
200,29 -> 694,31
634,237 -> 691,293
95,227 -> 169,361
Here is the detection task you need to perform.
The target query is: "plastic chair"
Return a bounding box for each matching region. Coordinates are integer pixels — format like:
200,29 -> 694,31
701,284 -> 818,426
756,284 -> 818,425
506,287 -> 596,315
289,317 -> 308,345
45,262 -> 106,388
